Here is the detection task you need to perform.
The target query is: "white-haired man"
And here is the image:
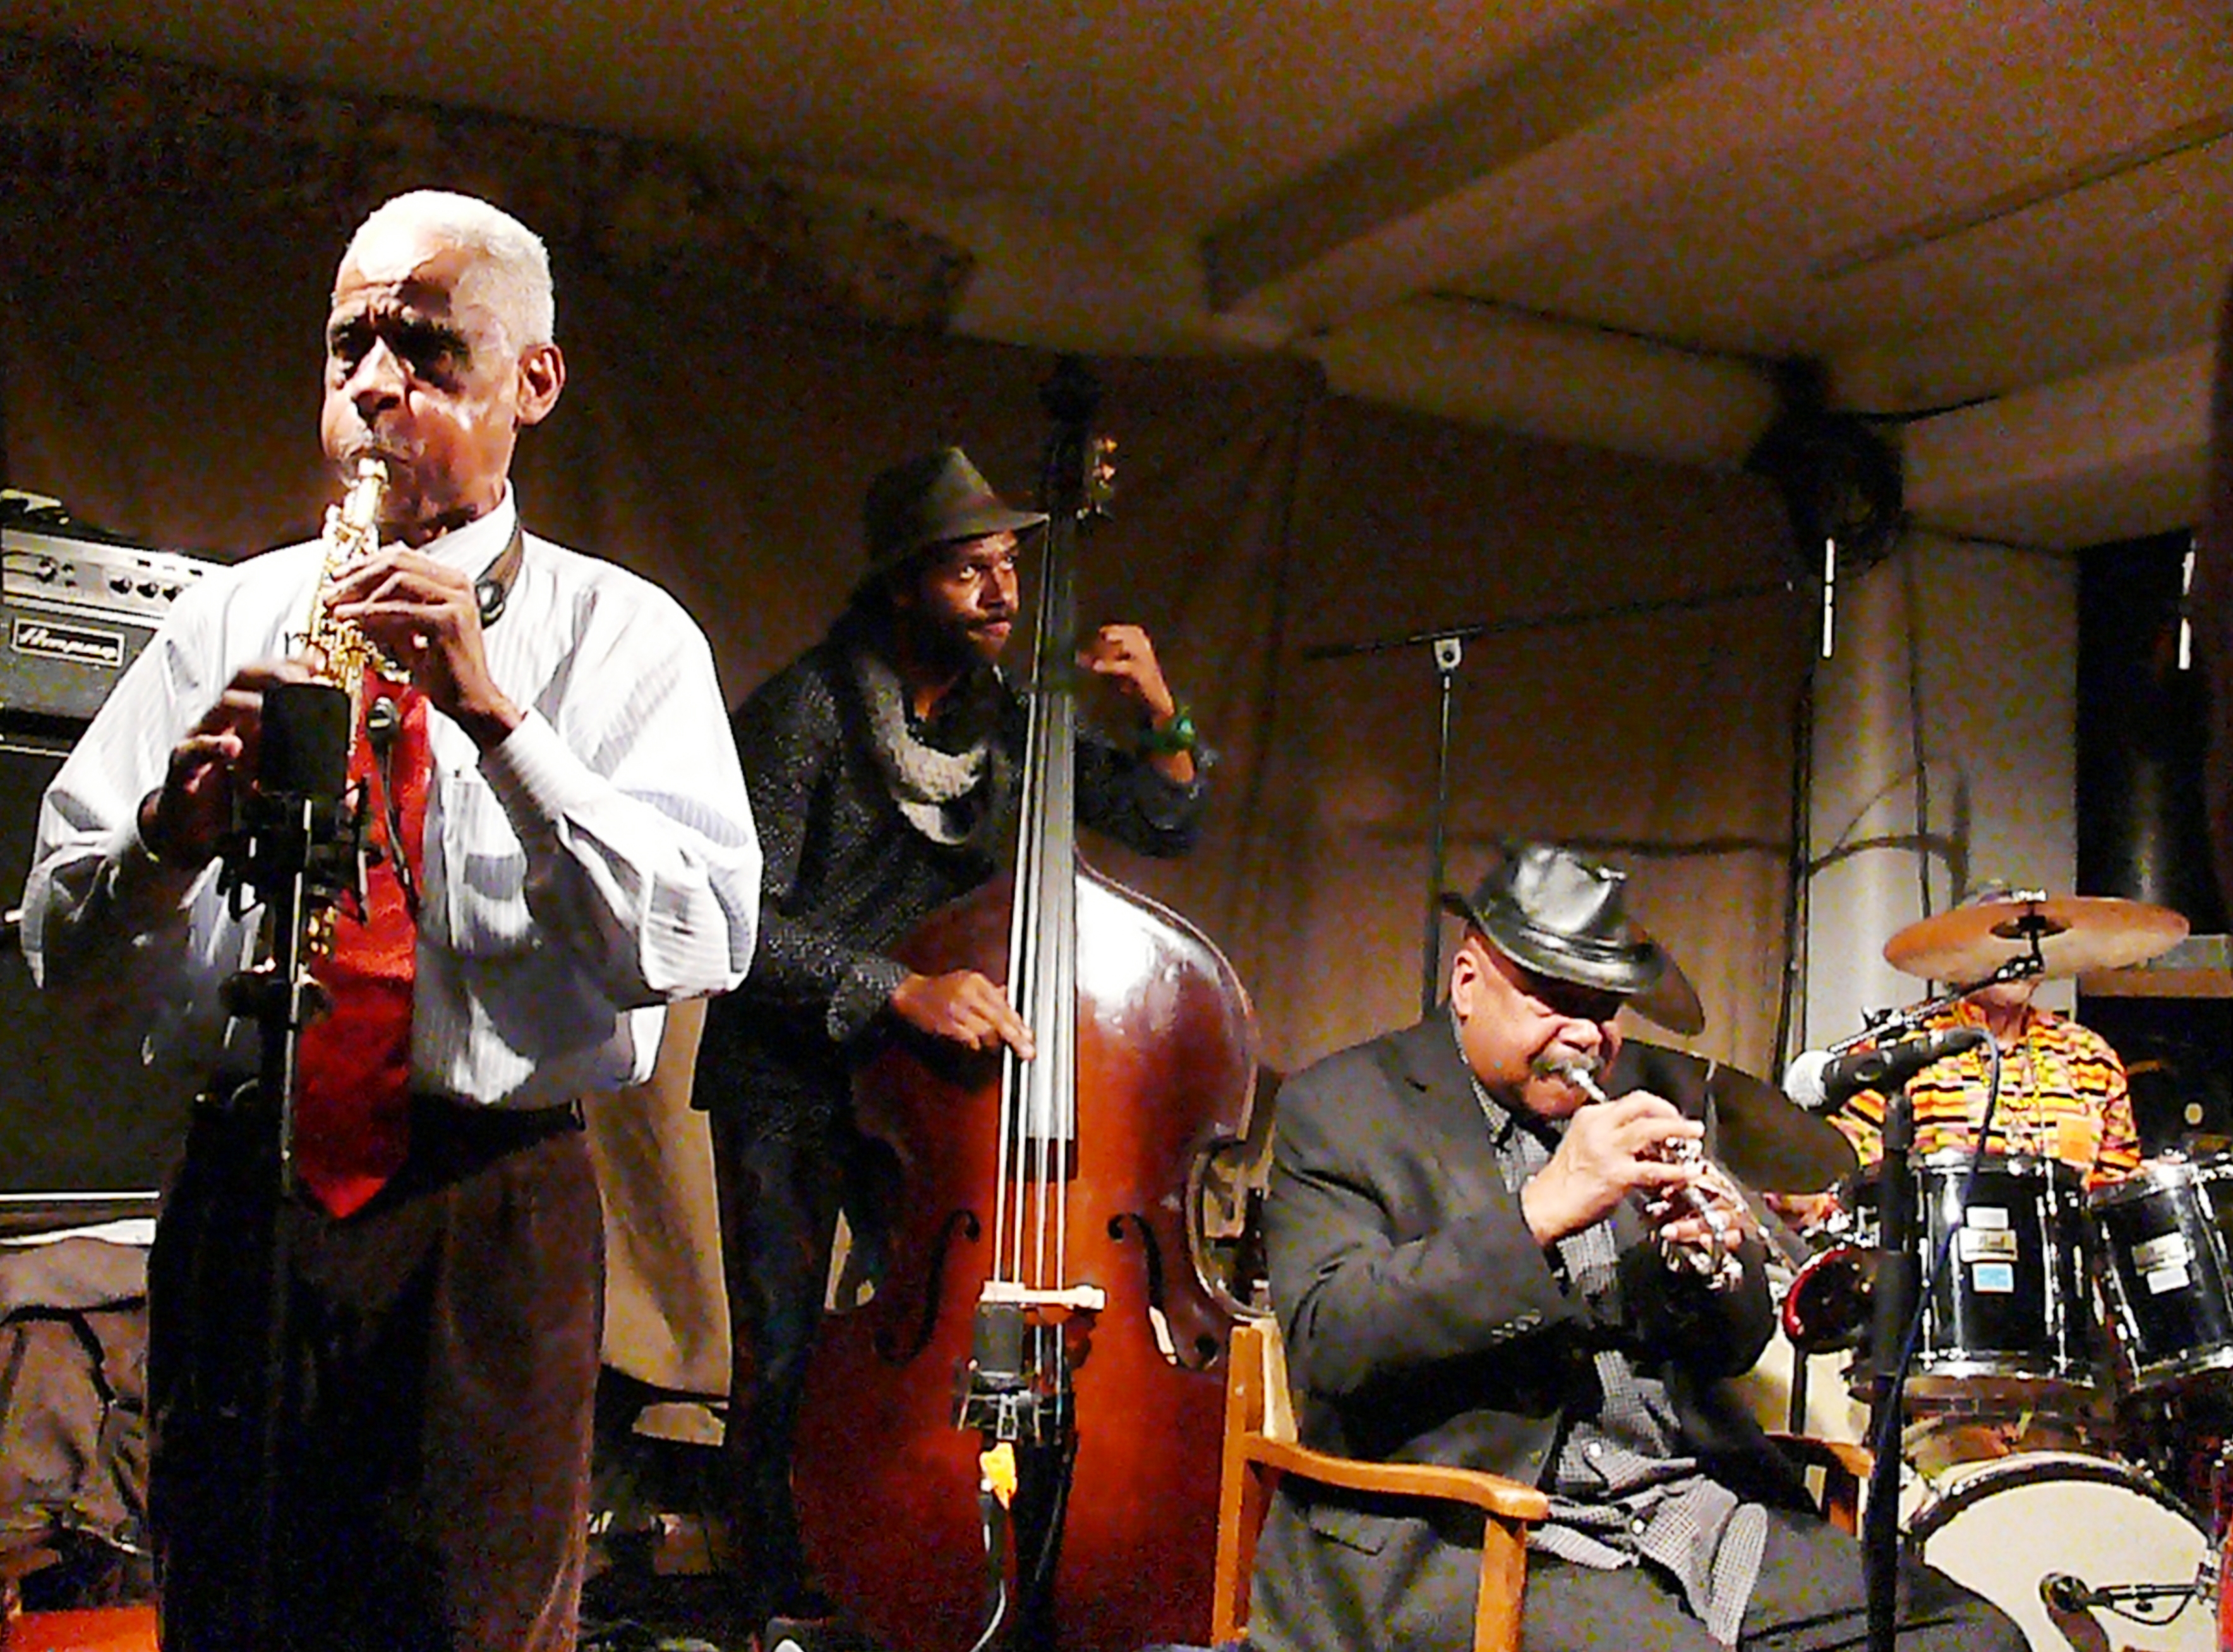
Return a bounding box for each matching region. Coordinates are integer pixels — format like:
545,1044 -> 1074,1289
23,190 -> 761,1651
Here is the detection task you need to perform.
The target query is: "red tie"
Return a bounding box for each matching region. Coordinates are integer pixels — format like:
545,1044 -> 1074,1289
293,668 -> 430,1218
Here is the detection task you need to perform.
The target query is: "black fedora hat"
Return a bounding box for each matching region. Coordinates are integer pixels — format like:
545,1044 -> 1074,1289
863,447 -> 1047,576
1441,841 -> 1666,998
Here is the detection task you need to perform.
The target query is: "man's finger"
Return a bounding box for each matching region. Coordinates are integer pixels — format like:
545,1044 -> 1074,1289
174,730 -> 241,768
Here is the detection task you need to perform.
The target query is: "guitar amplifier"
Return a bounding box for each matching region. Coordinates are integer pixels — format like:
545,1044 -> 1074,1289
1,524 -> 217,722
0,519 -> 215,1201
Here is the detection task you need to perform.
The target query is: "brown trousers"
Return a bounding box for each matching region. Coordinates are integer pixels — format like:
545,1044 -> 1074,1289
147,1098 -> 602,1652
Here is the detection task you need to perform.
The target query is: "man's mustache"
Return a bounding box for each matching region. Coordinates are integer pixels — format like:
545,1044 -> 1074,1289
335,431 -> 421,469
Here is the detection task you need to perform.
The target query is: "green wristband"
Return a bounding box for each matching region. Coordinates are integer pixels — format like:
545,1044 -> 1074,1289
1141,704 -> 1197,756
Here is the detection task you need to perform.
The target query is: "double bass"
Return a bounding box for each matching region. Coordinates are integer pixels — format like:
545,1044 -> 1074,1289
790,363 -> 1260,1651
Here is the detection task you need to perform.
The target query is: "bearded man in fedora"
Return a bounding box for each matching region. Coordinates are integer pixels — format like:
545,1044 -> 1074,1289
691,446 -> 1206,1642
1250,841 -> 2024,1652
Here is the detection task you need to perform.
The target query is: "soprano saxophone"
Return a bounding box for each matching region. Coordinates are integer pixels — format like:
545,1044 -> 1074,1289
1536,1052 -> 1744,1291
294,455 -> 395,956
304,455 -> 400,691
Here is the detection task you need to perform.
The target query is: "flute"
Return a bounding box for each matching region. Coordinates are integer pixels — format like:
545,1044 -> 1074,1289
1537,1053 -> 1743,1291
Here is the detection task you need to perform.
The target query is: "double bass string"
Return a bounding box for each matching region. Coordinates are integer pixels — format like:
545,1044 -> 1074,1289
998,483 -> 1085,1317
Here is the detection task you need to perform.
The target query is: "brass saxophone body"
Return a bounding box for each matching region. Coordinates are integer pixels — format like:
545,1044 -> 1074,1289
294,455 -> 393,957
304,455 -> 399,694
1538,1052 -> 1744,1291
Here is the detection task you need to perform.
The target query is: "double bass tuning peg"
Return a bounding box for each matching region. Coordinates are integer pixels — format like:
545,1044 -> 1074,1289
1085,436 -> 1117,517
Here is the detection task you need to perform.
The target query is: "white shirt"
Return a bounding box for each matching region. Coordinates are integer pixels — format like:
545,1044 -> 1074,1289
23,492 -> 761,1110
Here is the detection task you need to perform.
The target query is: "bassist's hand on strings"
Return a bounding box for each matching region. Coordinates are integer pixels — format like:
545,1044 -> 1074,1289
1076,624 -> 1172,717
890,968 -> 1037,1059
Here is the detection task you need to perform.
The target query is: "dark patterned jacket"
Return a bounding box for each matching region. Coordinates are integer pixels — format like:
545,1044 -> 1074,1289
695,610 -> 1205,1138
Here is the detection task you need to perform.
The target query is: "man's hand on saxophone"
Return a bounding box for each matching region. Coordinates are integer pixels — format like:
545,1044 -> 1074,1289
325,549 -> 522,751
136,656 -> 320,872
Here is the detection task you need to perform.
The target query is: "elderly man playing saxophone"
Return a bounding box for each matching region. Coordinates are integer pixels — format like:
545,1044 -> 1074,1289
21,190 -> 761,1652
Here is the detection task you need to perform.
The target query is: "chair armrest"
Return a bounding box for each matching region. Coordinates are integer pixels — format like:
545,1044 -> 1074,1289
1769,1432 -> 1870,1535
1769,1432 -> 1871,1480
1242,1434 -> 1551,1522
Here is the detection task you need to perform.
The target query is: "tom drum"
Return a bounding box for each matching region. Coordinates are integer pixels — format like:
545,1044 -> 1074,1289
2092,1154 -> 2233,1394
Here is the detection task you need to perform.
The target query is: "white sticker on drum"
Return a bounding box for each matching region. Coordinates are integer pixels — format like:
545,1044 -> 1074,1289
2133,1232 -> 2194,1275
1958,1226 -> 2019,1262
1970,1262 -> 2017,1293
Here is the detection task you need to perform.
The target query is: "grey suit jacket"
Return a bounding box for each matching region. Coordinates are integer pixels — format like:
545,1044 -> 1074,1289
1248,1016 -> 1805,1652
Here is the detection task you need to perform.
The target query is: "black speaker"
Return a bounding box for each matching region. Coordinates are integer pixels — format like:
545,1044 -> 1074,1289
2078,529 -> 2228,929
0,730 -> 190,1199
2076,528 -> 2231,1157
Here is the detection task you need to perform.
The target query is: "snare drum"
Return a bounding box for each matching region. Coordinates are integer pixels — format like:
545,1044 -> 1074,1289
1898,1152 -> 2099,1404
2092,1155 -> 2233,1392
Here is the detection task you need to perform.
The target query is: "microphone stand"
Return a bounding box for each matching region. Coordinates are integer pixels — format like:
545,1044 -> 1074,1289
1301,577 -> 1797,1016
1424,634 -> 1460,1017
1863,1086 -> 1916,1652
212,681 -> 360,1652
1830,953 -> 2044,1056
1860,1031 -> 2010,1652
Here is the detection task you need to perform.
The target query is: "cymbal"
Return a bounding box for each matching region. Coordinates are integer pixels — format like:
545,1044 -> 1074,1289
1882,894 -> 2189,984
1632,930 -> 1706,1037
1604,1040 -> 1858,1193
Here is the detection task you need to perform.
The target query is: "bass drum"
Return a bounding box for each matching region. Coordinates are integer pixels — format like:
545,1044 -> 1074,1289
1906,1450 -> 2214,1652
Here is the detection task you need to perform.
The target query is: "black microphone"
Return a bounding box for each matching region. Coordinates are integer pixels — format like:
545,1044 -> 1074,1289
365,693 -> 400,760
219,679 -> 361,917
1783,1027 -> 1990,1112
2039,1572 -> 2092,1613
259,682 -> 352,801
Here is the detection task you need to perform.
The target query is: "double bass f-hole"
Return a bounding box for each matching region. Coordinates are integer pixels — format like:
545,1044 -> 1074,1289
876,1208 -> 982,1366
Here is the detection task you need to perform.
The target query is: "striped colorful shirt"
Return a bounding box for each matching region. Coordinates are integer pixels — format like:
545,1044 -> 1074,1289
1829,998 -> 2140,1189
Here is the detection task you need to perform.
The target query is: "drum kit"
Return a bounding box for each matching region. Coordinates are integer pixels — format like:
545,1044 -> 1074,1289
1761,891 -> 2230,1652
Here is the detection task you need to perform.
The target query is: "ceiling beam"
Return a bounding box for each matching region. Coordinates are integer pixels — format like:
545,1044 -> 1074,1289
1831,244 -> 2229,416
1308,297 -> 1778,470
1903,344 -> 2213,549
1200,0 -> 1810,314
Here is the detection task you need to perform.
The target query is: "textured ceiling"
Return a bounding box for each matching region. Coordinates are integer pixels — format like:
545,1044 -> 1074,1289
3,0 -> 2227,547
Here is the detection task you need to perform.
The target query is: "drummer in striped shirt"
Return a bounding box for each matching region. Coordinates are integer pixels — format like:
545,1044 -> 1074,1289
1824,974 -> 2139,1191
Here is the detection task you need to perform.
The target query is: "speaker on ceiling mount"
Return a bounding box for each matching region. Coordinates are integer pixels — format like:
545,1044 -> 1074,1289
1745,359 -> 1906,576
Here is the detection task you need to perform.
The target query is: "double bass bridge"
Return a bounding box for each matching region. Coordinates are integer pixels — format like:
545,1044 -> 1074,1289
976,1281 -> 1107,1317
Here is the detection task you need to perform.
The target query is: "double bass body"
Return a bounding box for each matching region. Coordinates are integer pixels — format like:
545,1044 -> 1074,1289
790,862 -> 1258,1651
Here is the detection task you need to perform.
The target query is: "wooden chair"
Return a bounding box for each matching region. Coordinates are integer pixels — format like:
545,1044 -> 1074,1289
1210,1319 -> 1869,1652
1212,1319 -> 1547,1652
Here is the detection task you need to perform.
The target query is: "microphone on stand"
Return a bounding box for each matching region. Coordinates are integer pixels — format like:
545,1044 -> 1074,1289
1783,1027 -> 1991,1112
2040,1573 -> 2093,1613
